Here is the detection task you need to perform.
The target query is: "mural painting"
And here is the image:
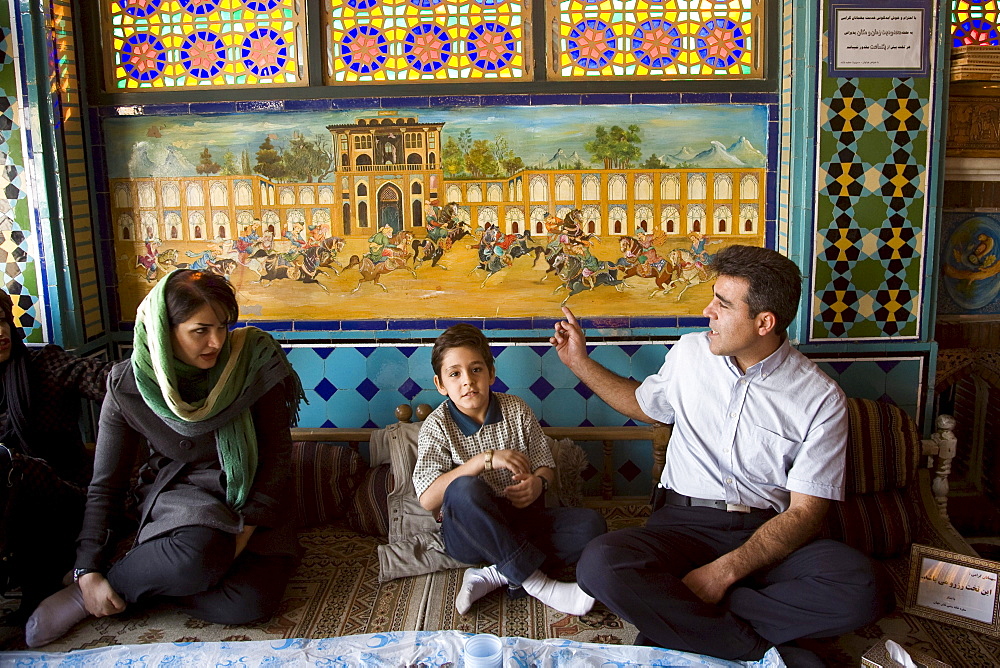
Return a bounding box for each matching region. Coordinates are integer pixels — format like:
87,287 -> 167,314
107,105 -> 770,321
939,211 -> 1000,317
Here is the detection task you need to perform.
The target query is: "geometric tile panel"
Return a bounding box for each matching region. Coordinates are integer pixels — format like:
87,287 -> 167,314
0,0 -> 43,343
812,70 -> 930,341
284,341 -> 928,494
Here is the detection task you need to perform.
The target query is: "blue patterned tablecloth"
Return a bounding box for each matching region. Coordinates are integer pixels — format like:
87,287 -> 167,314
0,630 -> 787,667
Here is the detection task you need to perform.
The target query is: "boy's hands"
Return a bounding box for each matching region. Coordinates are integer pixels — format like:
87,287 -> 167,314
490,449 -> 530,476
504,473 -> 543,508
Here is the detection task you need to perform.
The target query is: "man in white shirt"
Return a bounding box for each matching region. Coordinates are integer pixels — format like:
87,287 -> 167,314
550,245 -> 893,661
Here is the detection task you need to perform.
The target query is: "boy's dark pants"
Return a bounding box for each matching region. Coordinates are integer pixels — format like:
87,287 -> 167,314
440,475 -> 606,587
576,498 -> 895,661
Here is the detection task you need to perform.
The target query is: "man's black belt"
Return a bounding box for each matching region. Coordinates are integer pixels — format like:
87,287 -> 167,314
662,488 -> 754,514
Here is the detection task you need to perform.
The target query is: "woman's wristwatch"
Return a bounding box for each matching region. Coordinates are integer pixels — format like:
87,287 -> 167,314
73,568 -> 100,583
538,475 -> 549,492
484,449 -> 493,471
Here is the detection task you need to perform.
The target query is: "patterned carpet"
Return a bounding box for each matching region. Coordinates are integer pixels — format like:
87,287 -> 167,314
2,506 -> 999,666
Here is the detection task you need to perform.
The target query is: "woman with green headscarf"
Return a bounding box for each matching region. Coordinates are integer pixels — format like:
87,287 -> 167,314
26,269 -> 304,647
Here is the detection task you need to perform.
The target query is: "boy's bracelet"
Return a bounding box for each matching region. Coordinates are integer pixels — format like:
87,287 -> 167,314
484,449 -> 494,471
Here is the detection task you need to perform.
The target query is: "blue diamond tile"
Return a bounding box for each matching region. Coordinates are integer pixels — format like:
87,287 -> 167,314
574,381 -> 593,399
530,346 -> 548,357
285,348 -> 325,389
358,347 -> 376,358
619,345 -> 641,356
618,459 -> 642,482
398,346 -> 417,357
541,389 -> 586,426
357,378 -> 379,401
315,349 -> 334,360
496,346 -> 541,389
529,377 -> 554,400
492,378 -> 509,393
315,378 -> 336,401
399,378 -> 421,400
326,348 -> 368,390
579,418 -> 594,427
368,347 -> 409,389
541,348 -> 580,389
363,419 -> 379,428
321,419 -> 335,428
370,390 -> 409,427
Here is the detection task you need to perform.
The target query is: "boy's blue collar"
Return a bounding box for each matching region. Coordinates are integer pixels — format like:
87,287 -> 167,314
446,392 -> 502,436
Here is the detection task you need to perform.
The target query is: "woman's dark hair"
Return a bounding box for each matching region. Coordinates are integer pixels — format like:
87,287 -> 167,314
431,323 -> 495,377
164,270 -> 239,327
712,245 -> 801,336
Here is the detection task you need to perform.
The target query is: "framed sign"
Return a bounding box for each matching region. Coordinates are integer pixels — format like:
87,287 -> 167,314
829,0 -> 931,78
905,544 -> 1000,637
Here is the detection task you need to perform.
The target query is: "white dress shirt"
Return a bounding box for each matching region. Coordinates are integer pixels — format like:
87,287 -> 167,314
635,332 -> 848,513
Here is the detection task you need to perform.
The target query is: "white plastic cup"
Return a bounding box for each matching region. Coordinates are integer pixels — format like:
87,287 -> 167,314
464,633 -> 503,668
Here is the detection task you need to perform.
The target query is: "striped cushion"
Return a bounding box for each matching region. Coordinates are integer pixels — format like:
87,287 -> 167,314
822,398 -> 922,558
291,442 -> 367,528
843,397 -> 920,494
823,488 -> 915,558
346,463 -> 394,537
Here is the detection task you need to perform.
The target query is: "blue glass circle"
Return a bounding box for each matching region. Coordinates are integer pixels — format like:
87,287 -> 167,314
696,18 -> 745,69
178,0 -> 221,16
567,19 -> 616,70
180,30 -> 225,78
121,32 -> 167,82
404,24 -> 452,73
953,19 -> 1000,47
346,0 -> 378,8
631,19 -> 680,68
241,28 -> 288,78
118,0 -> 163,18
245,0 -> 282,11
342,25 -> 388,75
467,22 -> 515,71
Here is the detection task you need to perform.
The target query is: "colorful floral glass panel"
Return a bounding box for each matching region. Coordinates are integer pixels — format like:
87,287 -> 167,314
324,0 -> 530,82
548,0 -> 760,80
106,0 -> 305,89
952,1 -> 1000,46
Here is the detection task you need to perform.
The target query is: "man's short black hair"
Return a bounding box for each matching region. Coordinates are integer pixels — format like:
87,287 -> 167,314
712,245 -> 802,336
431,323 -> 495,378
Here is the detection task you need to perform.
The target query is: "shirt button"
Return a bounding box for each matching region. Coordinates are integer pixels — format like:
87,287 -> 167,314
724,448 -> 730,454
730,412 -> 737,418
725,477 -> 733,484
179,439 -> 193,450
761,373 -> 768,378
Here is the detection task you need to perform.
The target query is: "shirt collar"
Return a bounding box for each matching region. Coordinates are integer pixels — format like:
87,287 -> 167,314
723,336 -> 791,379
446,392 -> 502,436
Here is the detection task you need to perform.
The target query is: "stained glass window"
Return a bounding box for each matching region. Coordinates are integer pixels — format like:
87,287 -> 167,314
105,0 -> 305,89
951,1 -> 1000,46
324,0 -> 530,82
547,0 -> 761,80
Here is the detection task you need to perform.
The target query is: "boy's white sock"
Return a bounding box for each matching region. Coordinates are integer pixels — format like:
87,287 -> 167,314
522,569 -> 594,616
24,583 -> 90,648
455,565 -> 509,615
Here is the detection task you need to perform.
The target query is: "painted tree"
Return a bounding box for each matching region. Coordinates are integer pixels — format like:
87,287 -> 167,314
585,125 -> 642,169
491,134 -> 524,176
254,136 -> 285,181
442,135 -> 465,175
240,150 -> 252,175
465,139 -> 499,178
642,153 -> 667,169
282,133 -> 334,183
196,147 -> 221,175
220,151 -> 239,175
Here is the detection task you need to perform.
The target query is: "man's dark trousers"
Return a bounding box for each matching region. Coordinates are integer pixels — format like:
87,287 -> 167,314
576,500 -> 894,661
